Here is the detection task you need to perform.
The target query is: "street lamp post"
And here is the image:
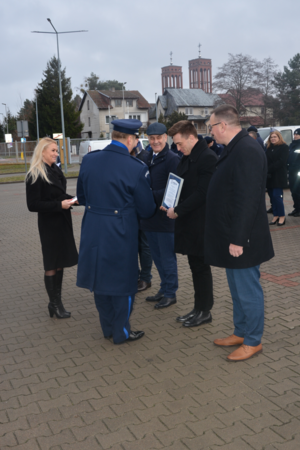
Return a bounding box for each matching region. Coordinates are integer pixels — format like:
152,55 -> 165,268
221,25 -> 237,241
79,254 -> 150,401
155,93 -> 158,122
32,20 -> 88,174
122,82 -> 127,119
2,103 -> 8,134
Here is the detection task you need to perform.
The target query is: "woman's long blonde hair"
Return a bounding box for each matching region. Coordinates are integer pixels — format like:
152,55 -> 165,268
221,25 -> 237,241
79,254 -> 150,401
266,130 -> 287,148
25,137 -> 57,184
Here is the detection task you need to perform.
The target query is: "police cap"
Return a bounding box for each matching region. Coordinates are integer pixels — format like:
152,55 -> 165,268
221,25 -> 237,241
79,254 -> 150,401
147,122 -> 167,135
294,128 -> 300,135
111,119 -> 142,136
247,126 -> 258,132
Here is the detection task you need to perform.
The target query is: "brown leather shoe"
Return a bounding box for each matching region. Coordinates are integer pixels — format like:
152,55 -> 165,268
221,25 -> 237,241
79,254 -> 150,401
214,334 -> 244,347
227,343 -> 263,361
137,280 -> 151,292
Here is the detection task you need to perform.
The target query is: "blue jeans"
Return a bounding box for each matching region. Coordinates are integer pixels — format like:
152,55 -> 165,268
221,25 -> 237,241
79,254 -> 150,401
145,231 -> 178,297
267,188 -> 285,216
138,230 -> 152,283
226,266 -> 264,346
94,294 -> 134,344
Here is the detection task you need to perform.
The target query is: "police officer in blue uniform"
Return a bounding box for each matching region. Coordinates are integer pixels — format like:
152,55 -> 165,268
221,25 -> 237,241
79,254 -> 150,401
76,119 -> 156,344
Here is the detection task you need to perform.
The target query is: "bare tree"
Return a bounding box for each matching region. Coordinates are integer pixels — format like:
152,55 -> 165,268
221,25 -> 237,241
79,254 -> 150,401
213,53 -> 263,115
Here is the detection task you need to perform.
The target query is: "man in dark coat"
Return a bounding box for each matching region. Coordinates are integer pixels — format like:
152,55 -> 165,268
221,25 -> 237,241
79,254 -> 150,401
205,105 -> 274,361
140,123 -> 180,309
247,126 -> 265,150
76,119 -> 156,344
288,128 -> 300,217
163,120 -> 217,327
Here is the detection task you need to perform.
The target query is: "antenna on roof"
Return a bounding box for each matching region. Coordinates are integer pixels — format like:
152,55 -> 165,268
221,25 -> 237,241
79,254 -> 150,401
198,43 -> 201,58
170,51 -> 173,66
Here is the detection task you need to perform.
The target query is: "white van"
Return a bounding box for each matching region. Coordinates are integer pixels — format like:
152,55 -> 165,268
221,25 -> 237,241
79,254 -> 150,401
79,138 -> 149,164
258,126 -> 300,146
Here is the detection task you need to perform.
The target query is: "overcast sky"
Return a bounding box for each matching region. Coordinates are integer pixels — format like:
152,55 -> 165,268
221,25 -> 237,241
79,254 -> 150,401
0,0 -> 298,116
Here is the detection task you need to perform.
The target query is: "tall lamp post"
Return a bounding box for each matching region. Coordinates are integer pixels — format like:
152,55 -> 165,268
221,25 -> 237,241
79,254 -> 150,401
122,82 -> 127,119
2,103 -> 8,134
32,19 -> 88,174
155,93 -> 158,122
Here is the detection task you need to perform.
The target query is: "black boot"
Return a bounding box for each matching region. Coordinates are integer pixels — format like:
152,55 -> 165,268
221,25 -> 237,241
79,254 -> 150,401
55,270 -> 71,317
44,275 -> 70,319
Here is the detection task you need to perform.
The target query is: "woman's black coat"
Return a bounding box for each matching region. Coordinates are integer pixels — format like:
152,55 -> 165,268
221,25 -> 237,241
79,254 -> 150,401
174,139 -> 217,256
26,163 -> 78,271
205,129 -> 274,269
266,143 -> 289,189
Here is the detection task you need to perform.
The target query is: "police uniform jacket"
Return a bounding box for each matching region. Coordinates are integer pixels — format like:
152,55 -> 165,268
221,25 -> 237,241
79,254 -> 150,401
288,140 -> 300,173
26,163 -> 78,271
174,139 -> 217,256
76,142 -> 156,296
140,144 -> 180,233
205,129 -> 274,269
266,143 -> 289,189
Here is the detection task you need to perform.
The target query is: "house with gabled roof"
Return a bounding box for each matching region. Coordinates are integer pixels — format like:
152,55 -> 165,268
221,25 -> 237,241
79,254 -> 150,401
79,89 -> 150,138
155,88 -> 220,134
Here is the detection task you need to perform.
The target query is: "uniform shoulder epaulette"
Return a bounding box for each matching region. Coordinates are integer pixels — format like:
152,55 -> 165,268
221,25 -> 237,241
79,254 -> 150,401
129,155 -> 146,165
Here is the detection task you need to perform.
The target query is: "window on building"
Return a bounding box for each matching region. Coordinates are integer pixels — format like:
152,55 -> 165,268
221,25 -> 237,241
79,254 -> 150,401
105,115 -> 117,124
87,100 -> 90,110
261,107 -> 265,114
88,117 -> 91,127
126,100 -> 133,107
194,123 -> 198,129
205,109 -> 208,115
129,115 -> 141,120
115,99 -> 122,107
185,108 -> 193,115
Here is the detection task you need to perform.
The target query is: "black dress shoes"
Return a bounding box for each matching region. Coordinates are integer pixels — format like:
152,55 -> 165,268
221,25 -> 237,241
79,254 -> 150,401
146,291 -> 164,302
176,309 -> 196,323
288,209 -> 298,216
155,297 -> 176,309
293,211 -> 300,217
138,280 -> 151,292
266,207 -> 273,214
183,311 -> 212,327
127,330 -> 144,341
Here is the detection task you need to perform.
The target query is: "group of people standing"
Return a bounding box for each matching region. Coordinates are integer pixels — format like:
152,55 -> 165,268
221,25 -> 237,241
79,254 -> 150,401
26,104 -> 278,362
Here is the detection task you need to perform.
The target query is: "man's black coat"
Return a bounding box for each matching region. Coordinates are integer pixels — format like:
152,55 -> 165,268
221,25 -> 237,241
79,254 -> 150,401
26,163 -> 78,271
174,139 -> 217,256
266,143 -> 289,189
140,144 -> 180,232
205,129 -> 274,269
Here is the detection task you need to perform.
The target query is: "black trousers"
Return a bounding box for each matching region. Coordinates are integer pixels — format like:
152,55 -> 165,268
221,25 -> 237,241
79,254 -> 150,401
289,171 -> 300,210
187,254 -> 213,312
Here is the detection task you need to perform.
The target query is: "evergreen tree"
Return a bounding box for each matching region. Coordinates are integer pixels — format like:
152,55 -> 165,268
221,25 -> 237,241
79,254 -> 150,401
274,53 -> 300,125
79,72 -> 124,93
164,111 -> 188,131
0,122 -> 4,143
31,56 -> 83,139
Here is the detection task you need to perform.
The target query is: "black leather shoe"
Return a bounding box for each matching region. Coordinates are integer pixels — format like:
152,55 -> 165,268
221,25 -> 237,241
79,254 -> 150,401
266,207 -> 273,214
183,311 -> 212,327
293,211 -> 300,217
277,218 -> 286,226
127,330 -> 144,341
288,209 -> 298,216
146,291 -> 164,302
269,218 -> 279,225
155,297 -> 176,309
138,280 -> 151,292
176,309 -> 196,323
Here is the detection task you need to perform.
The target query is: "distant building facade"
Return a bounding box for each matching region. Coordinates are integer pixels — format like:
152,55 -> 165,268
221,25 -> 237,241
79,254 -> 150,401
79,89 -> 150,139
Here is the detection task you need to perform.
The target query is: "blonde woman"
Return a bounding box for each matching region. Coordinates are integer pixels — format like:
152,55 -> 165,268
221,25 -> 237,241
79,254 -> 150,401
26,138 -> 78,318
266,130 -> 289,226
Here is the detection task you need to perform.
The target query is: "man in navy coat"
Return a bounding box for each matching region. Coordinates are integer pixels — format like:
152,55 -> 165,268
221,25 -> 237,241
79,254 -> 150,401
76,119 -> 156,344
140,123 -> 180,309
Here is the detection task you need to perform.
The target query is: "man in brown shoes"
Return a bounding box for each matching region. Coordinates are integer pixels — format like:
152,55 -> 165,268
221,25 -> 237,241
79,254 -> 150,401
205,105 -> 274,362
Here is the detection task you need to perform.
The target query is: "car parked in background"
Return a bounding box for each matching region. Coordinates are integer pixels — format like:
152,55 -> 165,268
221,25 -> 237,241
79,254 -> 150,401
79,138 -> 149,164
258,126 -> 300,147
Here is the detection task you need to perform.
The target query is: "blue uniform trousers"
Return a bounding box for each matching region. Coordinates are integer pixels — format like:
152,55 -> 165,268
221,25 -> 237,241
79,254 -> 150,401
94,294 -> 134,344
145,231 -> 178,297
226,266 -> 264,346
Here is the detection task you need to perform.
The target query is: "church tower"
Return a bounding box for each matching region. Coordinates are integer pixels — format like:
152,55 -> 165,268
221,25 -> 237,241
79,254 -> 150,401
161,52 -> 183,94
189,44 -> 212,93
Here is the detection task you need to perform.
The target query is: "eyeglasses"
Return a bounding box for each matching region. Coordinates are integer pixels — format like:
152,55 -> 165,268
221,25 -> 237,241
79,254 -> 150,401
208,122 -> 222,132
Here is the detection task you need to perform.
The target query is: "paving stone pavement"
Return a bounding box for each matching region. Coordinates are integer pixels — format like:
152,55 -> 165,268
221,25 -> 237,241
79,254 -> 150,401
1,180 -> 300,450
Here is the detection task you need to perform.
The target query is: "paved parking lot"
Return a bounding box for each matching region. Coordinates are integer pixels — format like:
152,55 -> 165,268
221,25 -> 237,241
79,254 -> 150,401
1,179 -> 300,450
